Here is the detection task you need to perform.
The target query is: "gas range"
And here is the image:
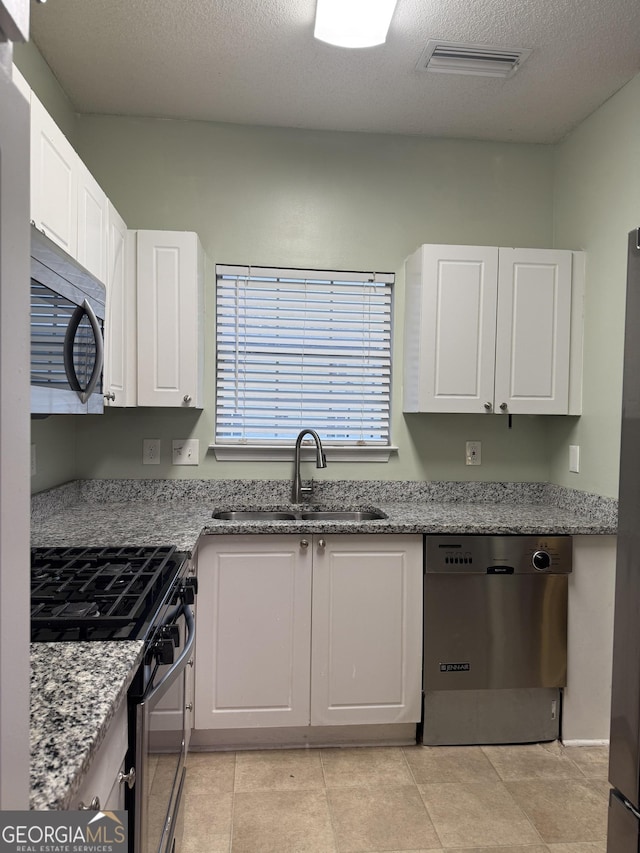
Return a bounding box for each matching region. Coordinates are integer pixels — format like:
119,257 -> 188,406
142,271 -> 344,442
30,545 -> 192,643
30,544 -> 197,853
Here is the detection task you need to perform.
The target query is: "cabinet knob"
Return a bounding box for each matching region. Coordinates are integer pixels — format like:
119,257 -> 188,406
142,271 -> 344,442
186,702 -> 193,711
78,796 -> 101,810
300,539 -> 309,549
104,391 -> 116,402
484,402 -> 493,411
499,402 -> 508,412
188,658 -> 194,667
317,539 -> 326,551
183,394 -> 192,404
118,767 -> 136,789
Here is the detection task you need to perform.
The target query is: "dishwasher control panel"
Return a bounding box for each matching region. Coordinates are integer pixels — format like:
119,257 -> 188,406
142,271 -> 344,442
425,535 -> 573,574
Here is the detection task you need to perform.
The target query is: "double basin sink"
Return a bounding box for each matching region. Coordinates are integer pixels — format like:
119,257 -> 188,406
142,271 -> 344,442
212,507 -> 387,522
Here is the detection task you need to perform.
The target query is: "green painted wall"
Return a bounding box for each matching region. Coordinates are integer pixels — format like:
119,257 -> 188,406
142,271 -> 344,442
68,115 -> 554,482
549,73 -> 640,498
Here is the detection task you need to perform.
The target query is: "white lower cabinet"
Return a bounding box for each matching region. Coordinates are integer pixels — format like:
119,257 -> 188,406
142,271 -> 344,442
73,697 -> 128,811
194,534 -> 423,731
195,535 -> 312,729
311,535 -> 423,725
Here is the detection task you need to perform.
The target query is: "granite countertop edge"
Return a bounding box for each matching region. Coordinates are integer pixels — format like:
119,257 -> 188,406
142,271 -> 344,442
30,641 -> 144,811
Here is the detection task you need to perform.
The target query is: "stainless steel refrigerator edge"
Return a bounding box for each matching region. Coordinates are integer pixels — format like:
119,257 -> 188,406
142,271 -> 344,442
0,5 -> 32,809
608,229 -> 640,852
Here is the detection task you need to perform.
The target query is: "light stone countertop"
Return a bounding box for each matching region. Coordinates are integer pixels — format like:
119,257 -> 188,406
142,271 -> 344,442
28,478 -> 617,811
30,641 -> 144,810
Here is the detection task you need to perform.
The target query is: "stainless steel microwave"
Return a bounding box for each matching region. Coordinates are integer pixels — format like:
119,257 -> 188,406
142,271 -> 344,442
30,225 -> 106,415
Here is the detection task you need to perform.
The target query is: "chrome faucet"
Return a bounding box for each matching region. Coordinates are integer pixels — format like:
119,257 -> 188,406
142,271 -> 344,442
292,429 -> 327,503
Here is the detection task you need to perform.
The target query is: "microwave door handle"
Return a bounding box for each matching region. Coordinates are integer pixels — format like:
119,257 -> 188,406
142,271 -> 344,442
145,605 -> 195,705
62,299 -> 104,404
81,299 -> 104,403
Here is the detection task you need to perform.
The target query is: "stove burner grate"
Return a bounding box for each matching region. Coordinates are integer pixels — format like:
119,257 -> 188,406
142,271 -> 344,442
30,545 -> 185,641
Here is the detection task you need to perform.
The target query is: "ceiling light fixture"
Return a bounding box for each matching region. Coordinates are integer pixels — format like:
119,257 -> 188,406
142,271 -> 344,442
314,0 -> 398,49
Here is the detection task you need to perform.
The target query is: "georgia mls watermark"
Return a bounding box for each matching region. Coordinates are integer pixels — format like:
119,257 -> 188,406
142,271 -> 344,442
0,811 -> 127,853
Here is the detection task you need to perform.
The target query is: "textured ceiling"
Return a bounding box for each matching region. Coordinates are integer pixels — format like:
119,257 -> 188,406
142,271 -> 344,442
30,0 -> 640,143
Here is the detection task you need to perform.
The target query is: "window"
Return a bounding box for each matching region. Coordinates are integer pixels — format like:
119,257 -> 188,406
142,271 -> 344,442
214,265 -> 393,459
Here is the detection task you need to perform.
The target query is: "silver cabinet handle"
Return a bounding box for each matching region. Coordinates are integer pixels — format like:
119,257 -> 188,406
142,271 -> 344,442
78,796 -> 101,810
183,394 -> 192,404
186,702 -> 193,711
484,402 -> 492,411
188,658 -> 194,667
300,539 -> 309,550
317,538 -> 326,551
118,767 -> 136,789
104,392 -> 116,402
499,402 -> 508,412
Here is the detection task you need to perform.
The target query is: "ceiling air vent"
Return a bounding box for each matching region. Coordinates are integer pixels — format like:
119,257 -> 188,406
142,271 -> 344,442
417,40 -> 532,78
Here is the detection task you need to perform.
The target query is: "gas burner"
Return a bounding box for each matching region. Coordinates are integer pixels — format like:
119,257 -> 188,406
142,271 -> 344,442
32,567 -> 61,582
30,545 -> 186,642
50,601 -> 101,619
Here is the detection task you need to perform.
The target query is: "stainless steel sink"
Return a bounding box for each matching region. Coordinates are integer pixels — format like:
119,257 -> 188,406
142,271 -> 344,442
212,510 -> 297,521
300,510 -> 386,521
212,507 -> 387,522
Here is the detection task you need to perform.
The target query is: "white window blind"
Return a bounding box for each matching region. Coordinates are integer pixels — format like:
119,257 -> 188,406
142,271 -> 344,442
215,265 -> 393,446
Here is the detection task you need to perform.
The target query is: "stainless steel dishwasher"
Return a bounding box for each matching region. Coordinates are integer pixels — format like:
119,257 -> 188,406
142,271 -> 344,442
422,535 -> 572,745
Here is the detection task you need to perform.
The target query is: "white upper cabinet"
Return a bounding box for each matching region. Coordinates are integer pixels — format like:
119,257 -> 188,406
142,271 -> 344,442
404,245 -> 499,414
403,244 -> 583,416
495,248 -> 572,415
136,230 -> 204,408
103,202 -> 133,407
30,92 -> 79,258
77,161 -> 108,283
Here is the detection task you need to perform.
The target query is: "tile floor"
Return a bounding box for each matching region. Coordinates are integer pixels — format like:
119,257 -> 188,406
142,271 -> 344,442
182,742 -> 610,853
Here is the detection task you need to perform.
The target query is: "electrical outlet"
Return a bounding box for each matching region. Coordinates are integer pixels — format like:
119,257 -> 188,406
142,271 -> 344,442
172,439 -> 199,466
465,440 -> 481,466
31,444 -> 36,477
569,444 -> 580,473
143,439 -> 161,465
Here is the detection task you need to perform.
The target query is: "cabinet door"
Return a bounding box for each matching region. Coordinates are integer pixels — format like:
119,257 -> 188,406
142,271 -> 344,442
495,249 -> 572,415
103,203 -> 130,407
30,93 -> 78,257
136,230 -> 204,407
311,535 -> 423,726
73,698 -> 128,811
77,161 -> 108,283
194,536 -> 312,729
404,245 -> 499,413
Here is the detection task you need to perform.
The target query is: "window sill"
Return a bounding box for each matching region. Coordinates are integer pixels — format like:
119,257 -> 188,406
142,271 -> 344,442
210,444 -> 398,462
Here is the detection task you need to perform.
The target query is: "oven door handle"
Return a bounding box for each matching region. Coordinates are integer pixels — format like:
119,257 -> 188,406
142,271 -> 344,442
145,604 -> 195,705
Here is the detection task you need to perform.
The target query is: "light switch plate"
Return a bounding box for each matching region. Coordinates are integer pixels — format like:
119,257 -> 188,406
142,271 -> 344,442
569,444 -> 580,473
173,439 -> 199,465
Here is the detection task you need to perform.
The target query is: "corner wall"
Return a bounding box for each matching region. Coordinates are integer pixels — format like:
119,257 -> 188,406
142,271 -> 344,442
550,73 -> 640,498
